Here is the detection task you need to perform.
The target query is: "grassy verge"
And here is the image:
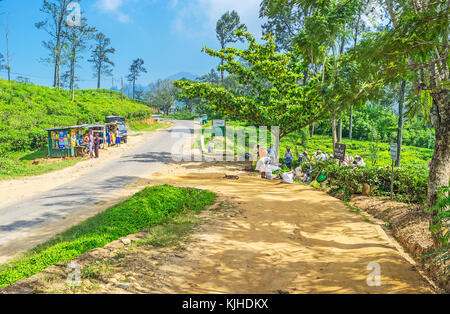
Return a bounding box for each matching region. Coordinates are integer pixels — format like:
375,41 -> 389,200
0,150 -> 85,181
128,121 -> 172,132
137,210 -> 200,249
0,185 -> 216,289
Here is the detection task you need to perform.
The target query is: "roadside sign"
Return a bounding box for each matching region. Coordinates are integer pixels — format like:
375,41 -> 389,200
334,144 -> 346,161
213,120 -> 225,127
391,143 -> 398,161
213,120 -> 226,137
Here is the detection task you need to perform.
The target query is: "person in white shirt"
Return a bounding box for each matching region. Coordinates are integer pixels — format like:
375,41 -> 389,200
355,155 -> 366,167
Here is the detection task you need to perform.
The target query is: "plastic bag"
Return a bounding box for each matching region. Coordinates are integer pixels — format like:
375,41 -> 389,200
282,172 -> 294,184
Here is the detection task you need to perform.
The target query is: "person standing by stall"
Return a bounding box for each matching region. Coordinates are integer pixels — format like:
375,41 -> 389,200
94,133 -> 100,159
89,131 -> 94,158
115,128 -> 121,147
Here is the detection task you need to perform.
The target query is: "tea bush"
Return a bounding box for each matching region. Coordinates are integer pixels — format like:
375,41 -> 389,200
300,161 -> 429,203
427,186 -> 449,276
0,79 -> 153,153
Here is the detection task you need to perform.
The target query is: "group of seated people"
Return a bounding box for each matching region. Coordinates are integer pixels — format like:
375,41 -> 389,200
297,150 -> 366,168
252,145 -> 367,185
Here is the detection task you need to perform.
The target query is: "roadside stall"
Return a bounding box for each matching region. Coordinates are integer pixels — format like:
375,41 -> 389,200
46,126 -> 83,158
82,124 -> 107,149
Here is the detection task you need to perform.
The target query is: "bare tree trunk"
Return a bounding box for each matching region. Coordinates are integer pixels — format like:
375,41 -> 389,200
5,21 -> 10,82
331,115 -> 337,148
97,67 -> 101,89
338,118 -> 343,143
396,81 -> 406,167
428,90 -> 450,206
132,79 -> 136,99
220,57 -> 224,83
349,106 -> 353,140
70,50 -> 75,102
310,123 -> 315,138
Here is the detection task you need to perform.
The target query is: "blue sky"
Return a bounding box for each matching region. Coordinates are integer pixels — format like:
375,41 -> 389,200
0,0 -> 264,89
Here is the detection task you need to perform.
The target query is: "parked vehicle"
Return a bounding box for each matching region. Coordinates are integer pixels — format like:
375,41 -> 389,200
105,116 -> 128,144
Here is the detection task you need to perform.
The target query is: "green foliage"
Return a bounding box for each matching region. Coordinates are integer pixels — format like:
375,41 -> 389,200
0,79 -> 153,153
146,80 -> 176,114
0,150 -> 82,181
127,121 -> 171,132
312,103 -> 436,149
427,186 -> 450,275
323,163 -> 429,204
0,185 -> 216,288
281,134 -> 433,168
175,31 -> 325,138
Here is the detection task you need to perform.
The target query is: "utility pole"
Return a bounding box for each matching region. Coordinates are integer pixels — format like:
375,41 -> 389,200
1,15 -> 11,82
121,77 -> 124,101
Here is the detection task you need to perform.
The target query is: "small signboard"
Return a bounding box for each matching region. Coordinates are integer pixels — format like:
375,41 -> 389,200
213,120 -> 225,127
391,143 -> 398,161
334,144 -> 347,161
213,120 -> 226,137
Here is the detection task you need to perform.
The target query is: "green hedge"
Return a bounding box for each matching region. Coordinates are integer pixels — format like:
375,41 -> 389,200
301,161 -> 429,203
0,185 -> 216,288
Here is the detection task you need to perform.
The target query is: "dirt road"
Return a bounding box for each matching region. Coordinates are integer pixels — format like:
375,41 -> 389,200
0,120 -> 189,264
3,162 -> 435,294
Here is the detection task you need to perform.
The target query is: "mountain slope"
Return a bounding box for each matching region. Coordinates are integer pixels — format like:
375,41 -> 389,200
165,72 -> 198,81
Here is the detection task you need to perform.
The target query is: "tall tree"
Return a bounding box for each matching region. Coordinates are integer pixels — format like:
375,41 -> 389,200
396,81 -> 406,167
146,80 -> 176,115
35,0 -> 71,89
197,69 -> 221,85
127,58 -> 147,99
64,15 -> 95,101
88,32 -> 115,89
216,10 -> 247,82
175,31 -> 332,160
351,0 -> 449,205
260,4 -> 308,52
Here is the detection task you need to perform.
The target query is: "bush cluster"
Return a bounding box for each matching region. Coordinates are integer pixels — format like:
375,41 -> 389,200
301,161 -> 429,203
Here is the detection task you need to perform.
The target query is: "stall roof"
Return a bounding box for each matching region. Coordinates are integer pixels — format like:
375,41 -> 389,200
45,123 -> 114,132
81,124 -> 106,128
45,125 -> 84,131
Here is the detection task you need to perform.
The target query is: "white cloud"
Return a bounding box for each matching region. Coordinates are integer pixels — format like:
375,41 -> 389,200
95,0 -> 136,23
170,0 -> 263,38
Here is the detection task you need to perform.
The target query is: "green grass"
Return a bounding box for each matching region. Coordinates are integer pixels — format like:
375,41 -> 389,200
128,121 -> 172,132
0,149 -> 84,181
137,211 -> 199,248
0,185 -> 217,289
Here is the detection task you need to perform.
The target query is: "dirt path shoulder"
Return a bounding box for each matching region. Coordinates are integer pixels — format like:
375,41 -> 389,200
2,162 -> 437,294
0,128 -> 169,210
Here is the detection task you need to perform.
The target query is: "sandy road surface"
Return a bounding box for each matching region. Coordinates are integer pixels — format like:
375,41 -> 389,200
0,120 -> 190,264
142,163 -> 435,294
2,162 -> 435,294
